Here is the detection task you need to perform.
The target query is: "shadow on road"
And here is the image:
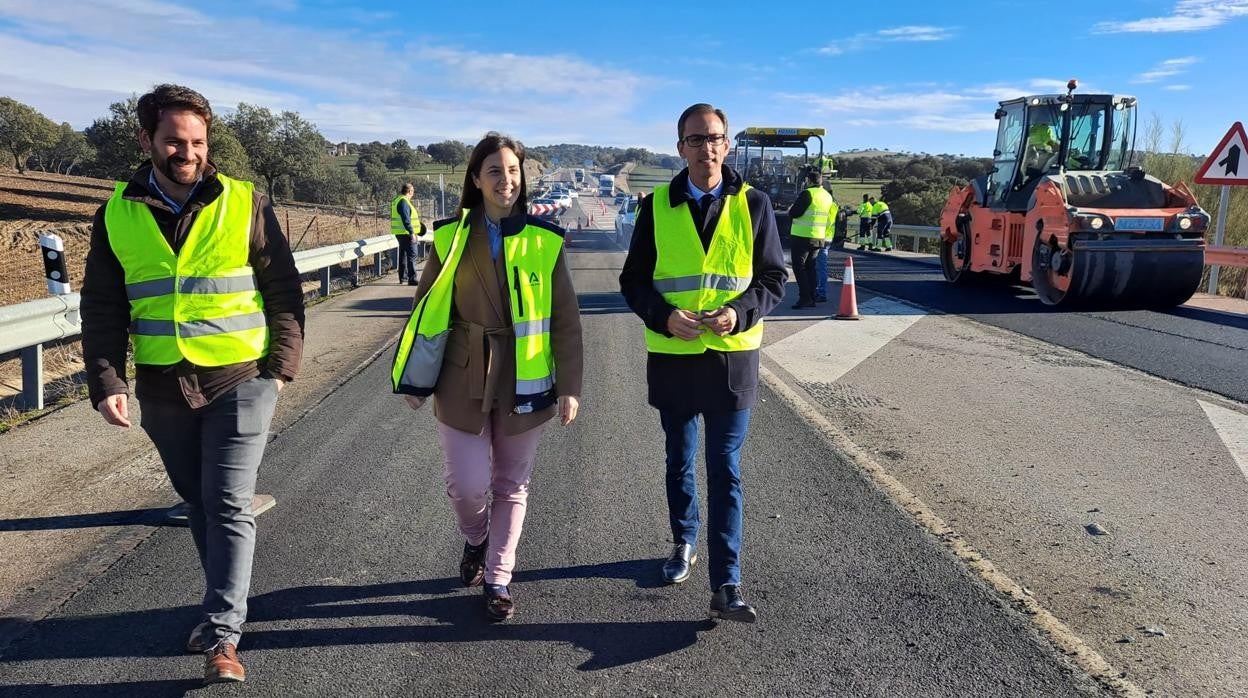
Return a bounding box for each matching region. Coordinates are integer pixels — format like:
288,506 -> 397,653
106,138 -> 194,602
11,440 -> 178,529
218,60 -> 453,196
0,560 -> 708,673
0,507 -> 175,531
2,679 -> 202,698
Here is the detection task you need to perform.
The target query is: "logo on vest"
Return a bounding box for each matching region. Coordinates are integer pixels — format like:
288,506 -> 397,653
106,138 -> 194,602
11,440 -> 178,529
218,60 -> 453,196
526,271 -> 540,286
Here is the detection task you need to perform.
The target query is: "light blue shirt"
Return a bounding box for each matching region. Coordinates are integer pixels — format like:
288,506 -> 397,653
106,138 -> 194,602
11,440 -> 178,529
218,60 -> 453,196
147,169 -> 202,215
485,215 -> 502,260
687,177 -> 724,203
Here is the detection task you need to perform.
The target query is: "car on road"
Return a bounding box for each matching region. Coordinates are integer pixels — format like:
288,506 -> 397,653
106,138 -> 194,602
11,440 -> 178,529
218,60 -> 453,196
550,192 -> 573,208
615,195 -> 639,243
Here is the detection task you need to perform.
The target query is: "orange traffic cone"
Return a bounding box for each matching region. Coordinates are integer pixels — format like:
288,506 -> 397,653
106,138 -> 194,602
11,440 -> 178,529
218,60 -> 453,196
835,257 -> 861,320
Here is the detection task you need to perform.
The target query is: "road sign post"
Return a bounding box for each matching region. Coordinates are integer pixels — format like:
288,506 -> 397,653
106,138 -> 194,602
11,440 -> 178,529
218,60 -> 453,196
1194,122 -> 1248,295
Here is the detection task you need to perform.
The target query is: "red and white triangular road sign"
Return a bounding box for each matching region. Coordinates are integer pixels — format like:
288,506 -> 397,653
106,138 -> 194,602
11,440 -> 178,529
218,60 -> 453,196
1195,121 -> 1248,185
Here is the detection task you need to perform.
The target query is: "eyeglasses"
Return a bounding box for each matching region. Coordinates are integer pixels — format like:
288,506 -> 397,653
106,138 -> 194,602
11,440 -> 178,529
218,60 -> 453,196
680,133 -> 728,148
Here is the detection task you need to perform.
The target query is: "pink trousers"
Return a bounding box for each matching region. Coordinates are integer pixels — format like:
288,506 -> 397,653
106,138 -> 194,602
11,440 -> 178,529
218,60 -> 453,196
437,411 -> 545,586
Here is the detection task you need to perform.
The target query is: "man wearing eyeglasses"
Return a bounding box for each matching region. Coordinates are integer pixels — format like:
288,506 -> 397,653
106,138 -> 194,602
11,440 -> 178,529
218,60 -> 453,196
619,103 -> 786,623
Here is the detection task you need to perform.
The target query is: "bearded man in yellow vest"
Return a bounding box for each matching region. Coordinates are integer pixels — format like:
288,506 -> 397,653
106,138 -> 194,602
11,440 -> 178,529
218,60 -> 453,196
619,103 -> 787,623
81,84 -> 304,685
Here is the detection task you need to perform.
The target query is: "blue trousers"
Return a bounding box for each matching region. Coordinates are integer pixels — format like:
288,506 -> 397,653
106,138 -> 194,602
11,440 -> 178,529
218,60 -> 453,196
659,408 -> 752,590
815,246 -> 828,298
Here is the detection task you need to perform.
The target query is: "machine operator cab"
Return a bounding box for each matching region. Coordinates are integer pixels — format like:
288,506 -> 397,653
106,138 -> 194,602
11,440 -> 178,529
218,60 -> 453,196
983,80 -> 1138,211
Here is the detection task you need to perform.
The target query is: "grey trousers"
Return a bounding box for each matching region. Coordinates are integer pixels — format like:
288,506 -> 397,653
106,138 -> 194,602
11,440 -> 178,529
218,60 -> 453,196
140,376 -> 279,647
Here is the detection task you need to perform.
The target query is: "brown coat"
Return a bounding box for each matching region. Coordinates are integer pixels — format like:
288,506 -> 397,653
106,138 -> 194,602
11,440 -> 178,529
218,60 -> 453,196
412,210 -> 583,435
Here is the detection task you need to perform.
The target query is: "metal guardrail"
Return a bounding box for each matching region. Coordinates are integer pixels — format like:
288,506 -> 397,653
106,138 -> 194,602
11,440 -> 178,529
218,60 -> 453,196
2,234 -> 399,412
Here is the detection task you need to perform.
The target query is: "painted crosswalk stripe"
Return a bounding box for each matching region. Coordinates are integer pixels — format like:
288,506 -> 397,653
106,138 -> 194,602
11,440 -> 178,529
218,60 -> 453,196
1198,400 -> 1248,482
764,297 -> 928,384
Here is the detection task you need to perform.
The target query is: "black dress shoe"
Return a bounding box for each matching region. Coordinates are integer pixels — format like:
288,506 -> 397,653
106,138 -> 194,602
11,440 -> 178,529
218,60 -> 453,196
709,584 -> 757,623
459,540 -> 487,587
484,583 -> 514,621
791,301 -> 815,310
661,543 -> 696,584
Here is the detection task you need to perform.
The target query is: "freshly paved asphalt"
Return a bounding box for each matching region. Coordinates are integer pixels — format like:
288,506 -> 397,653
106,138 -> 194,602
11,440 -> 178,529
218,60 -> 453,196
840,250 -> 1248,403
0,242 -> 1106,696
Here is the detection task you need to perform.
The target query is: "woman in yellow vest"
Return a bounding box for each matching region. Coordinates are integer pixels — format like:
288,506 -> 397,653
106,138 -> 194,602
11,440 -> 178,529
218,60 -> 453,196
392,133 -> 584,621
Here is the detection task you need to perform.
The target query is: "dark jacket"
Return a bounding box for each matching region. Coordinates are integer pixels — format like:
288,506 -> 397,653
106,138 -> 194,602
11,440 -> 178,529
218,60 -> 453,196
618,166 -> 786,412
82,162 -> 305,409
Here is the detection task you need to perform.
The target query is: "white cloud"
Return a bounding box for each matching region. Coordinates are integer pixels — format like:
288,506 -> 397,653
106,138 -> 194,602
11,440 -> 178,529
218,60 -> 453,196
1164,84 -> 1193,90
0,4 -> 661,148
1093,0 -> 1248,33
778,83 -> 1013,133
1132,56 -> 1200,83
817,25 -> 955,55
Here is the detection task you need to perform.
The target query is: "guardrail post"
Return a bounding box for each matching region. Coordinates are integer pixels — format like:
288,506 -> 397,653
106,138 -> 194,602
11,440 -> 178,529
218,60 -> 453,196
20,344 -> 44,410
351,258 -> 360,287
374,252 -> 382,279
320,267 -> 331,297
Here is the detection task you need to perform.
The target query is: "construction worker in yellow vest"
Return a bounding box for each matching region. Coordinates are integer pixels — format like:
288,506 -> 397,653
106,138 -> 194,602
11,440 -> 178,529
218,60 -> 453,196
788,167 -> 836,307
618,103 -> 788,624
81,84 -> 304,685
856,193 -> 874,247
814,152 -> 836,177
391,182 -> 419,285
870,197 -> 892,251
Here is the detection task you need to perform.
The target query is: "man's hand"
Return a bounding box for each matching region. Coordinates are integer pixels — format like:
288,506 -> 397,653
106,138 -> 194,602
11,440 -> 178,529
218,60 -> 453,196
701,306 -> 737,336
404,395 -> 427,410
559,395 -> 580,426
666,309 -> 704,340
274,378 -> 285,393
97,393 -> 131,428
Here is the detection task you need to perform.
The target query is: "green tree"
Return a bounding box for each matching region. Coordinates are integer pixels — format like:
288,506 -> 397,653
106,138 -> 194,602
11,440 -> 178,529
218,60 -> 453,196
386,139 -> 419,174
33,122 -> 93,175
83,96 -> 142,179
208,120 -> 255,181
426,140 -> 470,172
226,103 -> 325,199
0,97 -> 57,173
355,153 -> 393,202
294,161 -> 366,206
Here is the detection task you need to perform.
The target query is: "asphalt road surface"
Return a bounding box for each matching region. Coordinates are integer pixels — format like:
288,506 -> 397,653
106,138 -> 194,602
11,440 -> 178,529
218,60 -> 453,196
0,245 -> 1108,696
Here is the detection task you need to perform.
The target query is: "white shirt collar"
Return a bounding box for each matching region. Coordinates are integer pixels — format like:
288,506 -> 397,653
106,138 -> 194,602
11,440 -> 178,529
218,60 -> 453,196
686,176 -> 723,202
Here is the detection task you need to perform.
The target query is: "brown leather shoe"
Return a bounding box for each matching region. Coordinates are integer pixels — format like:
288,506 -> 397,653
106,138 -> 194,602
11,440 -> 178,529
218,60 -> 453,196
203,642 -> 246,684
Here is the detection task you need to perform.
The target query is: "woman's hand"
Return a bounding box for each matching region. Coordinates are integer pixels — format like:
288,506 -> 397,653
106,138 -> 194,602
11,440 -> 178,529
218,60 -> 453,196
558,395 -> 580,426
404,395 -> 427,411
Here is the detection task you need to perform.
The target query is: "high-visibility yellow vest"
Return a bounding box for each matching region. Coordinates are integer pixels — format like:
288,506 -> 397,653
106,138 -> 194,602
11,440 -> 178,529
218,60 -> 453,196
857,202 -> 874,218
391,196 -> 416,235
1028,123 -> 1057,150
104,175 -> 269,366
871,201 -> 889,216
391,211 -> 563,413
791,186 -> 835,240
645,184 -> 762,355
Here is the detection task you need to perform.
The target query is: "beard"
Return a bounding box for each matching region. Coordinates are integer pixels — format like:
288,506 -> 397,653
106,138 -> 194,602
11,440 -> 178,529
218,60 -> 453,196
153,151 -> 204,185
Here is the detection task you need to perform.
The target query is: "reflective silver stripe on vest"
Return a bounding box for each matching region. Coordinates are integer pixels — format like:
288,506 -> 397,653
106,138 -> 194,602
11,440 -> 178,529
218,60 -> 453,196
130,318 -> 176,336
180,275 -> 258,294
179,312 -> 269,338
514,318 -> 551,338
703,274 -> 751,292
653,275 -> 702,293
515,376 -> 554,394
126,278 -> 175,300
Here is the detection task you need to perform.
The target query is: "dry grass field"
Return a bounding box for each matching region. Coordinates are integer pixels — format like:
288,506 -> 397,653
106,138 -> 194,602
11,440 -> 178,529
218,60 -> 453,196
0,170 -> 403,306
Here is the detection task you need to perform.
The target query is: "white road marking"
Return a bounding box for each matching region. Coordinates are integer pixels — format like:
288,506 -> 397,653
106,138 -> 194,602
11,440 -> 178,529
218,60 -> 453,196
765,297 -> 928,384
1198,400 -> 1248,481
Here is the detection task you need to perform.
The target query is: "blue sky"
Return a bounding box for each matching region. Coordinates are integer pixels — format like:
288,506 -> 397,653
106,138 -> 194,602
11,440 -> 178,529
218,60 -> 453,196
1,0 -> 1246,158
